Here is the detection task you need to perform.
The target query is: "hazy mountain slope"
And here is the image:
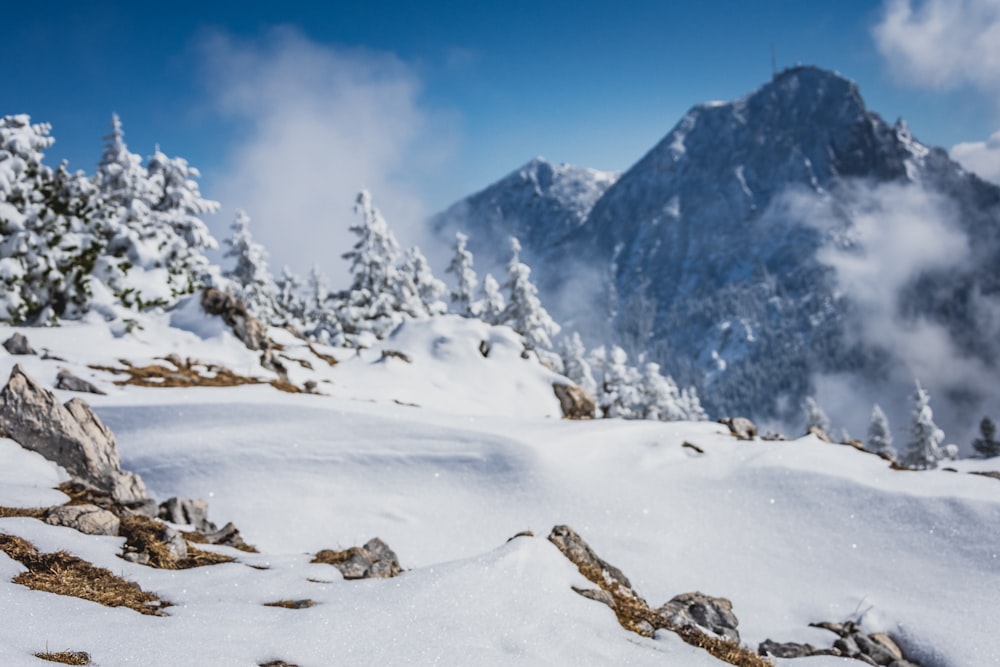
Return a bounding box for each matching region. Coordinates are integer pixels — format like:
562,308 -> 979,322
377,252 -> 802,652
433,66 -> 1000,438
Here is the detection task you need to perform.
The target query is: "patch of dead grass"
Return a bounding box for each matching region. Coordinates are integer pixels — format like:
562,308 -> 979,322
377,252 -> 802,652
90,357 -> 262,389
119,515 -> 235,569
307,344 -> 338,367
262,599 -> 316,609
34,651 -> 91,665
0,532 -> 167,615
0,506 -> 47,519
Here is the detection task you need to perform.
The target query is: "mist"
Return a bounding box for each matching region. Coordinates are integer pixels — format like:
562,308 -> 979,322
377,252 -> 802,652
784,180 -> 1000,453
197,27 -> 456,287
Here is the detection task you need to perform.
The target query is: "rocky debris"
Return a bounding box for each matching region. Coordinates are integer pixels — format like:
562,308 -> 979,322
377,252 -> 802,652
159,497 -> 215,533
546,525 -> 768,666
657,591 -> 740,643
263,599 -> 316,609
553,383 -> 596,419
2,332 -> 36,355
55,368 -> 106,395
761,620 -> 918,666
259,661 -> 299,667
507,530 -> 535,542
682,441 -> 706,454
478,340 -> 491,357
200,287 -> 267,351
200,521 -> 255,552
120,515 -> 189,566
45,504 -> 120,536
260,348 -> 289,378
970,470 -> 1000,482
312,537 -> 403,580
0,365 -> 148,505
719,417 -> 758,441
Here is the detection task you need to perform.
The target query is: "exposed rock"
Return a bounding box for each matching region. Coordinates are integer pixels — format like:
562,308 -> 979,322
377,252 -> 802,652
478,340 -> 490,357
506,530 -> 534,542
120,515 -> 188,566
657,591 -> 740,643
770,620 -> 921,666
807,425 -> 833,443
547,524 -> 634,592
758,639 -> 817,658
2,332 -> 36,355
202,521 -> 254,552
312,537 -> 402,580
45,504 -> 120,536
682,441 -> 705,454
55,368 -> 106,395
718,417 -> 757,441
0,365 -> 147,505
553,383 -> 596,419
200,287 -> 267,351
159,497 -> 215,533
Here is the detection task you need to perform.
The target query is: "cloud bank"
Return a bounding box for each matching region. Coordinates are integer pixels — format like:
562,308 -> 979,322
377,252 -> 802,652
199,27 -> 454,285
784,180 -> 999,450
874,0 -> 1000,185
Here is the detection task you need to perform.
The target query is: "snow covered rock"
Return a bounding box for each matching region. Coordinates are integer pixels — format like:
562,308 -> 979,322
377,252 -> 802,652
312,537 -> 403,580
44,503 -> 120,536
159,497 -> 214,533
2,332 -> 36,355
719,417 -> 758,441
0,364 -> 148,505
657,592 -> 740,643
200,287 -> 267,351
553,383 -> 596,419
55,368 -> 106,395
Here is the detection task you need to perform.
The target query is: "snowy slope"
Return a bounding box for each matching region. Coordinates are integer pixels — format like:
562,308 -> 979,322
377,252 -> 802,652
1,312 -> 998,666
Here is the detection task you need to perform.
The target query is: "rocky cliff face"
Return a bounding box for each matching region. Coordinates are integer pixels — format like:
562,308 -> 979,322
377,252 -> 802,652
432,66 -> 1000,433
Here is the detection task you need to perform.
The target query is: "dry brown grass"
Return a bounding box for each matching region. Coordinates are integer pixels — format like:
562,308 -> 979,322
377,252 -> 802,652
119,515 -> 235,569
91,356 -> 306,394
0,506 -> 47,519
0,532 -> 167,615
262,599 -> 316,609
311,547 -> 360,566
307,344 -> 338,367
33,651 -> 91,665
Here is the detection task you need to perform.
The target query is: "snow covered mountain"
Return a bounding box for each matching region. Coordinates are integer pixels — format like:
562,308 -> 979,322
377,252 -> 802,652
433,66 -> 1000,440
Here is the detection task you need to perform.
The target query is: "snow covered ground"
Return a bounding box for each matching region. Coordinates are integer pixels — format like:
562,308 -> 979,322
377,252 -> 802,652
0,312 -> 998,666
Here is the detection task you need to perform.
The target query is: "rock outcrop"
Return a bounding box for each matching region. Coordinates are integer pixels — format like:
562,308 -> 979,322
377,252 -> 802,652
553,384 -> 597,419
201,287 -> 267,351
44,504 -> 120,536
2,332 -> 36,355
312,537 -> 403,580
719,417 -> 758,441
760,620 -> 919,666
0,365 -> 148,506
55,368 -> 106,395
658,591 -> 740,643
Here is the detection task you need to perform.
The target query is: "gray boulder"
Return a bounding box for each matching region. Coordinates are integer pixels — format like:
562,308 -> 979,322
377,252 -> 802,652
758,639 -> 817,658
45,503 -> 120,536
718,417 -> 757,440
547,524 -> 634,592
159,497 -> 216,533
0,365 -> 148,505
553,383 -> 597,419
657,591 -> 740,643
313,537 -> 402,580
200,288 -> 267,351
2,332 -> 36,355
55,368 -> 106,395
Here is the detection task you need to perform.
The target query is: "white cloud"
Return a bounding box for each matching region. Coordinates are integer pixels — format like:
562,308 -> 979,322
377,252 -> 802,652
199,27 -> 454,285
873,0 -> 1000,92
951,130 -> 1000,184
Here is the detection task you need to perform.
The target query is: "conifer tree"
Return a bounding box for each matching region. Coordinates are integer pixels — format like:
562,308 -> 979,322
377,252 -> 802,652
972,416 -> 1000,458
902,380 -> 945,469
479,273 -> 506,325
678,386 -> 709,422
803,396 -> 831,435
223,209 -> 277,322
398,245 -> 447,318
446,231 -> 479,317
559,332 -> 597,396
501,236 -> 560,352
866,404 -> 896,459
591,345 -> 640,419
274,265 -> 305,324
638,362 -> 684,421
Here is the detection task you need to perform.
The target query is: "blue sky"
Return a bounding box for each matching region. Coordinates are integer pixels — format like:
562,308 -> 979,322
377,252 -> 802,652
4,0 -> 1000,273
